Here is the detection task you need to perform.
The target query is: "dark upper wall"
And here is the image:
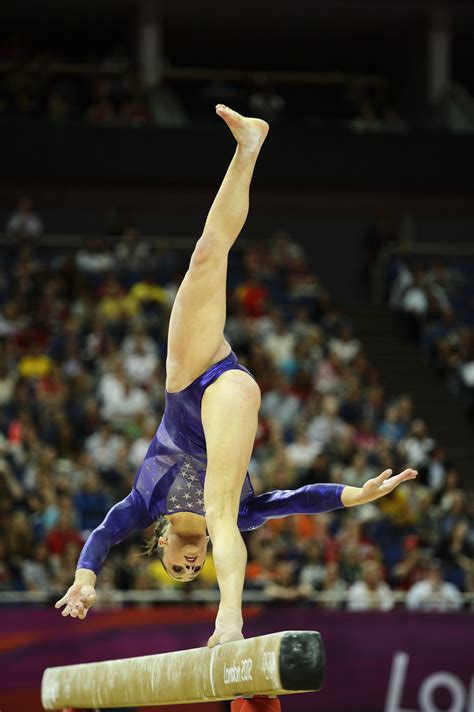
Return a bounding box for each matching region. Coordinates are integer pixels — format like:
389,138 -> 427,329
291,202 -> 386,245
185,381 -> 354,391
2,120 -> 474,193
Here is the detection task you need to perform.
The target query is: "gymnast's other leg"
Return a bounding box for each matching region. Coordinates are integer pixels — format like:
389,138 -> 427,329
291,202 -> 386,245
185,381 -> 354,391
165,105 -> 269,392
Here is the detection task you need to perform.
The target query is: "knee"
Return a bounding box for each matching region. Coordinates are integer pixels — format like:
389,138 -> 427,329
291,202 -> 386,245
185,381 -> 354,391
190,232 -> 224,267
204,500 -> 239,531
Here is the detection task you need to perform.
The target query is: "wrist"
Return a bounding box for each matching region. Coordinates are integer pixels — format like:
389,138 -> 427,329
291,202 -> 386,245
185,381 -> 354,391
341,486 -> 365,507
75,568 -> 97,587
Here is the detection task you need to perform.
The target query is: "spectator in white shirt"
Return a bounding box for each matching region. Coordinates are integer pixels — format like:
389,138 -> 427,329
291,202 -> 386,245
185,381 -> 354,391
285,423 -> 321,469
76,238 -> 116,273
123,334 -> 159,385
398,419 -> 435,469
263,312 -> 295,372
85,423 -> 125,472
307,395 -> 348,450
260,372 -> 301,429
99,363 -> 150,424
329,324 -> 361,364
6,196 -> 43,241
347,560 -> 395,611
406,561 -> 462,611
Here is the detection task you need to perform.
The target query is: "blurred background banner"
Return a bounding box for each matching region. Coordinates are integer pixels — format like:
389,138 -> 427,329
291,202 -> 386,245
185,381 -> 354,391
1,606 -> 473,712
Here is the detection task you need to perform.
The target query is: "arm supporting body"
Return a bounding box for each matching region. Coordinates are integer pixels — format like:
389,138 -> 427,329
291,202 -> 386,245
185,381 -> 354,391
77,488 -> 153,575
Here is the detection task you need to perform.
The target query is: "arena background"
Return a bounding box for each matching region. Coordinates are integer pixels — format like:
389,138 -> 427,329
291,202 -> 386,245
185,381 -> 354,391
1,1 -> 474,711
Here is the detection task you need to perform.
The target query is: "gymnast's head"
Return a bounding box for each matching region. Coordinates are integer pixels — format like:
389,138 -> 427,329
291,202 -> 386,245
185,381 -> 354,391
145,512 -> 209,581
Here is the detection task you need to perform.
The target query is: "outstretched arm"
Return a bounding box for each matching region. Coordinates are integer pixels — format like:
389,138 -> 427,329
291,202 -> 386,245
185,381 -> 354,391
55,489 -> 153,619
238,469 -> 417,530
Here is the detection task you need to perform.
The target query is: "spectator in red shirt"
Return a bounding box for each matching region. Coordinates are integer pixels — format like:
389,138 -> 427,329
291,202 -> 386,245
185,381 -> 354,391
46,511 -> 83,556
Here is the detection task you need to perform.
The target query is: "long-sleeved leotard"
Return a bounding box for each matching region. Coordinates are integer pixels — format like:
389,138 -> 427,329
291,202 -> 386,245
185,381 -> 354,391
77,352 -> 346,575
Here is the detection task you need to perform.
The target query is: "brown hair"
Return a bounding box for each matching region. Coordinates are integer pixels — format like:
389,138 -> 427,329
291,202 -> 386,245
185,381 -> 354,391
144,516 -> 169,560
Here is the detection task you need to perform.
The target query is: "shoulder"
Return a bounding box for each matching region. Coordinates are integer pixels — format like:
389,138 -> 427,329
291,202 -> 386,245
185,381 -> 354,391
206,368 -> 261,402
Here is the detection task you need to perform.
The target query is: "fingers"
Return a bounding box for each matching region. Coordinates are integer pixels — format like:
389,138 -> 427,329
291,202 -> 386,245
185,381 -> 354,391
207,629 -> 244,648
61,602 -> 89,619
393,468 -> 418,482
208,632 -> 219,648
80,592 -> 96,604
55,595 -> 67,609
385,468 -> 418,491
374,468 -> 392,483
56,589 -> 96,619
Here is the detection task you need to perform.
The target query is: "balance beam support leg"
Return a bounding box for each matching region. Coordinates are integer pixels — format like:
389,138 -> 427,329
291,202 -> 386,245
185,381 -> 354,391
232,697 -> 282,712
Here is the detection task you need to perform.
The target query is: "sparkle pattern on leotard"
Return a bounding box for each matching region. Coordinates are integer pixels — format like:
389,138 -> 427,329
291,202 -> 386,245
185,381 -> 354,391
166,457 -> 205,514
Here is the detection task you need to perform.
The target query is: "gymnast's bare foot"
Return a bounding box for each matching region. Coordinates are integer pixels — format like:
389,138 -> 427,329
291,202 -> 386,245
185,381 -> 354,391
215,104 -> 269,154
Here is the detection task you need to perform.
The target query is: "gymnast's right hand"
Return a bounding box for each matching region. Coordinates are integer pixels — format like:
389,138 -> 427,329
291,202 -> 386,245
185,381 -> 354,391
208,607 -> 244,648
55,569 -> 97,620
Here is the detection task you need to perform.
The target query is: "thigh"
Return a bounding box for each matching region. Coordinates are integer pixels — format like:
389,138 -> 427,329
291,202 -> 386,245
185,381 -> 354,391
166,241 -> 229,391
202,370 -> 261,519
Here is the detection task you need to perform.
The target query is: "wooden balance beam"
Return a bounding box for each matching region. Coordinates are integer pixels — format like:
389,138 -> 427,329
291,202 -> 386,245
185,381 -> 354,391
41,630 -> 325,710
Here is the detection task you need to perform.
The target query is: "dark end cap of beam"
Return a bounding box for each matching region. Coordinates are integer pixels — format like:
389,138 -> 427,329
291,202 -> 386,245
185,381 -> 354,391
279,631 -> 325,692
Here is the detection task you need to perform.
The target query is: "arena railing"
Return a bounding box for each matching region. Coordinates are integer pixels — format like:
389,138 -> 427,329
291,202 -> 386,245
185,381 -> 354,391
0,589 -> 473,608
0,233 -> 198,249
0,59 -> 386,89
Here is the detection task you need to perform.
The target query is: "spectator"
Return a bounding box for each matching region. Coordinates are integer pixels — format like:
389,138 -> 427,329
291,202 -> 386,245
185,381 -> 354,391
285,423 -> 321,470
5,510 -> 35,563
85,422 -> 125,473
307,395 -> 348,450
115,226 -> 150,273
298,541 -> 326,590
122,334 -> 159,386
342,451 -> 377,488
406,561 -> 462,611
436,519 -> 474,591
76,238 -> 116,274
347,560 -> 395,610
98,363 -> 151,424
128,417 -> 159,470
328,324 -> 361,364
398,419 -> 435,471
319,562 -> 348,609
20,541 -> 54,591
73,471 -> 110,532
46,511 -> 83,556
264,560 -> 306,601
6,196 -> 43,242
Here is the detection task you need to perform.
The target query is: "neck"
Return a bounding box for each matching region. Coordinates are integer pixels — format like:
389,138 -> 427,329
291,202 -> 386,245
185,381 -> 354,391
166,511 -> 207,536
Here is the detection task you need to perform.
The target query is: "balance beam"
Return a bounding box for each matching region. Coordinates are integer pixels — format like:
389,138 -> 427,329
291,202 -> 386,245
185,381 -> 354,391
41,630 -> 325,709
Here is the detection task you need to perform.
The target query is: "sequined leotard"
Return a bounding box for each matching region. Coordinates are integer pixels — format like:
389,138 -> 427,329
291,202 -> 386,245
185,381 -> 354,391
78,352 -> 345,574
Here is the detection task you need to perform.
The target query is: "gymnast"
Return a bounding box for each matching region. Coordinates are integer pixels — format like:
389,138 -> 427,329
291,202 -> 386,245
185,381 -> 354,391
56,105 -> 417,645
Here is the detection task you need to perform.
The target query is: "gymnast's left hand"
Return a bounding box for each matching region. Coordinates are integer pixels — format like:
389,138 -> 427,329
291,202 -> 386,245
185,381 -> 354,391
341,468 -> 418,507
208,607 -> 244,648
361,468 -> 418,502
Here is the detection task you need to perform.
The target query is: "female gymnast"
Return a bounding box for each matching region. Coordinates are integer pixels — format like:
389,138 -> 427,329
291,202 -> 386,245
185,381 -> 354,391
56,105 -> 417,646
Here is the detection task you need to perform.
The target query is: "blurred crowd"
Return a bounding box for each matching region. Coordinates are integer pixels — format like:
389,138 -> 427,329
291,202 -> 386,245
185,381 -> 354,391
0,40 -> 152,128
0,199 -> 473,612
0,35 -> 406,130
387,250 -> 474,416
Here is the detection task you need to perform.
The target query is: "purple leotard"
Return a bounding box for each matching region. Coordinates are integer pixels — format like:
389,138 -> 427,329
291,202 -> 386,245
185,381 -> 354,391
77,352 -> 345,574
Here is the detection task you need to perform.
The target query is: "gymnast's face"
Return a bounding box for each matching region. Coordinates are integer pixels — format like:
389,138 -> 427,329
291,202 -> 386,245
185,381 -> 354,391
159,523 -> 209,581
